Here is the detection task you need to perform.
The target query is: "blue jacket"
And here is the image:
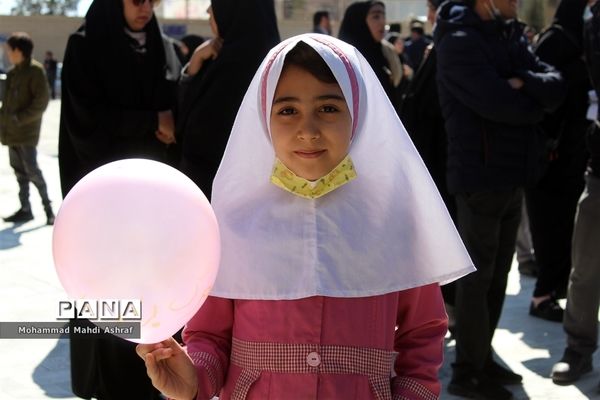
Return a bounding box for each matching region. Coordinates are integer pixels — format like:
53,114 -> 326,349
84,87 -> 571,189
434,2 -> 566,194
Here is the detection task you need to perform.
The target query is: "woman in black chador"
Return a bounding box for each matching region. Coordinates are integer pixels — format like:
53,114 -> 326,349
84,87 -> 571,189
338,0 -> 400,105
59,0 -> 177,195
177,0 -> 280,199
526,0 -> 592,322
58,0 -> 177,398
399,0 -> 458,331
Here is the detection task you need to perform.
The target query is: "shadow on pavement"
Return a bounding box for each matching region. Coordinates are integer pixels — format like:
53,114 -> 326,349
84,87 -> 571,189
441,266 -> 600,399
0,223 -> 47,250
496,272 -> 600,398
32,338 -> 75,398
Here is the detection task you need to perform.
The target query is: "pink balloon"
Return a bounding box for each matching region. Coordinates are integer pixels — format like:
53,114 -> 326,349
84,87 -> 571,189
52,159 -> 220,343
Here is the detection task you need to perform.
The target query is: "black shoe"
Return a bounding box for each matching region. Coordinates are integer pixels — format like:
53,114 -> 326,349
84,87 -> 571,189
484,359 -> 523,385
551,348 -> 593,385
3,208 -> 34,223
45,208 -> 55,226
448,374 -> 513,400
529,298 -> 563,322
518,260 -> 538,277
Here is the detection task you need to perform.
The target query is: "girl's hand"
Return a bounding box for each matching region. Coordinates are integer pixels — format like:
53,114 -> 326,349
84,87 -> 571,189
186,38 -> 224,76
136,337 -> 198,400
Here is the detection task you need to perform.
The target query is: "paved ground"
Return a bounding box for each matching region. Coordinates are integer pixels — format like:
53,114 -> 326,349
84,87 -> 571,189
1,100 -> 599,399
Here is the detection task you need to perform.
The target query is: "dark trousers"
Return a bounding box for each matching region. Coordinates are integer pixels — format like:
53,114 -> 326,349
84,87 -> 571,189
48,77 -> 56,99
526,173 -> 585,298
8,145 -> 51,211
453,189 -> 522,377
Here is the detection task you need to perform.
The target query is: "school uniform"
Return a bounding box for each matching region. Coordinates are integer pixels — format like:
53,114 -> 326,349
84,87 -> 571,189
183,34 -> 474,400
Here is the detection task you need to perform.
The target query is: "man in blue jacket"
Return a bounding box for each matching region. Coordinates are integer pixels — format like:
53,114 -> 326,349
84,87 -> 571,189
434,0 -> 566,399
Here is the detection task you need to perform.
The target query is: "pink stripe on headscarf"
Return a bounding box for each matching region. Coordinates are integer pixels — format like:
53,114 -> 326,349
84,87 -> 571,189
310,37 -> 360,139
260,36 -> 361,139
260,43 -> 288,134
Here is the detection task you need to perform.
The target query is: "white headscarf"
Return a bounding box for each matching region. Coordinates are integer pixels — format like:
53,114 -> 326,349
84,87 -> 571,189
210,34 -> 474,300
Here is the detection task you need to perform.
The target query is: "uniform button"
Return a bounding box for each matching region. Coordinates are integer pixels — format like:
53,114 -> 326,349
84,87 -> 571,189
306,351 -> 321,367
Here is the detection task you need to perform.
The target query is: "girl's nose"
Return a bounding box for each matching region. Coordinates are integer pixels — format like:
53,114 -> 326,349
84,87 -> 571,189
297,117 -> 320,140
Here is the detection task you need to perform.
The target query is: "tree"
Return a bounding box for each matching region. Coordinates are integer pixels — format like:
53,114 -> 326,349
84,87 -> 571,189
11,0 -> 79,16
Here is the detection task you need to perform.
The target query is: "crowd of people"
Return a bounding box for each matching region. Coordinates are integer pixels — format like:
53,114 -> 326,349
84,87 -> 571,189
0,0 -> 599,399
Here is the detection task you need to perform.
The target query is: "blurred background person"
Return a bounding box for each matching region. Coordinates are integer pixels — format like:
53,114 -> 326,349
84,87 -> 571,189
551,0 -> 600,387
399,0 -> 455,330
58,0 -> 179,397
339,0 -> 402,107
43,50 -> 58,99
0,32 -> 54,225
526,0 -> 591,323
313,10 -> 332,35
177,0 -> 280,199
385,31 -> 414,97
404,19 -> 432,70
434,0 -> 566,398
175,34 -> 205,64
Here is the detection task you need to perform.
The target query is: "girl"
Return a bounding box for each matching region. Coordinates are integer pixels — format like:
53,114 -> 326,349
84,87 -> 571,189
137,34 -> 473,400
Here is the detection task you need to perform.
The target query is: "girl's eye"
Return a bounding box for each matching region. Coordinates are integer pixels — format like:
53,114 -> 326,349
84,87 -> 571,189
278,107 -> 296,116
320,105 -> 339,113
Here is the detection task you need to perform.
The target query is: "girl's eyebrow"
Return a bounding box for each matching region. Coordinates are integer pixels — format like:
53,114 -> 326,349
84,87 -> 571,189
273,94 -> 345,104
315,94 -> 346,101
273,96 -> 298,104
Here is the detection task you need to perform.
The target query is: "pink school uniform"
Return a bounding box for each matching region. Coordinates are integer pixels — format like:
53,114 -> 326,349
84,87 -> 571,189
183,34 -> 474,400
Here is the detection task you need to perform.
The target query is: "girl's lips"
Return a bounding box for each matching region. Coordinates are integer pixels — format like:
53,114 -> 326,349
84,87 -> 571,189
294,150 -> 326,159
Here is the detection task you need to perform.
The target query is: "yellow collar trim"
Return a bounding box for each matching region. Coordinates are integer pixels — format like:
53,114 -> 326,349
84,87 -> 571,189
270,156 -> 357,199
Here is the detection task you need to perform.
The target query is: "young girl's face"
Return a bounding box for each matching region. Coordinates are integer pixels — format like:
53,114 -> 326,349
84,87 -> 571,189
270,64 -> 352,181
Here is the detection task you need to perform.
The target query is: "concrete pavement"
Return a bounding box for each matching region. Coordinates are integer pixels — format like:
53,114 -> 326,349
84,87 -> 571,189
0,99 -> 76,399
0,100 -> 599,399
